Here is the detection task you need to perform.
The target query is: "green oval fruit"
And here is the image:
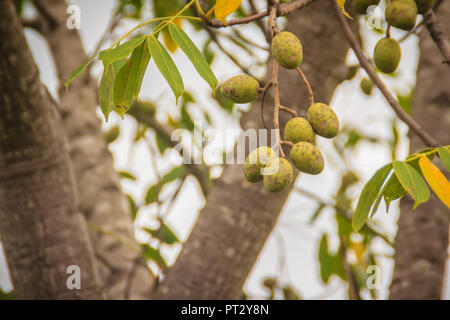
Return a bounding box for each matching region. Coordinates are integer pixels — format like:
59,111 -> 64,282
214,84 -> 234,112
284,116 -> 315,144
263,157 -> 293,192
290,142 -> 324,175
271,31 -> 303,69
360,78 -> 373,95
221,75 -> 259,104
373,38 -> 401,74
244,147 -> 276,183
306,103 -> 339,138
353,0 -> 381,15
414,0 -> 433,14
385,0 -> 418,31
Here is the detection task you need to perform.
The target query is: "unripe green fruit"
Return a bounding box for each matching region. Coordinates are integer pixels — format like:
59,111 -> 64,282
244,147 -> 276,183
214,84 -> 234,112
221,75 -> 259,104
306,103 -> 339,138
373,38 -> 401,74
353,0 -> 381,15
284,116 -> 315,144
290,142 -> 324,175
385,0 -> 418,31
360,78 -> 373,95
263,157 -> 293,192
414,0 -> 433,14
271,32 -> 303,69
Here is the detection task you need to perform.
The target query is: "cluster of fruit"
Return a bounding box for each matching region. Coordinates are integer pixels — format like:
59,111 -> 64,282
216,32 -> 340,192
354,0 -> 433,74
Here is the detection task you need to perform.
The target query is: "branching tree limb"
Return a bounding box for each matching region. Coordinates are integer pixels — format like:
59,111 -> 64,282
332,0 -> 439,148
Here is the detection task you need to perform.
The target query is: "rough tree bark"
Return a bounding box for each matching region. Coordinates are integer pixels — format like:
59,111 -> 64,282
0,0 -> 102,299
390,2 -> 450,300
32,0 -> 154,299
154,0 -> 354,299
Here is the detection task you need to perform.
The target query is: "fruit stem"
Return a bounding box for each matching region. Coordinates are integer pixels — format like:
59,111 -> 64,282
271,60 -> 286,158
279,105 -> 298,117
296,67 -> 315,105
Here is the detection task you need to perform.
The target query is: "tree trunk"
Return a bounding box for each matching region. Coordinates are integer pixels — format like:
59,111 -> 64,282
0,0 -> 102,299
34,0 -> 154,299
390,2 -> 450,300
154,0 -> 354,299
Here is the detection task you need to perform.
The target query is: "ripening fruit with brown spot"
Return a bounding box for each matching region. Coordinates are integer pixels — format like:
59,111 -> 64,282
284,116 -> 315,144
271,31 -> 303,69
374,38 -> 401,74
385,0 -> 418,31
263,157 -> 293,192
360,78 -> 373,95
290,142 -> 324,175
306,103 -> 339,139
244,147 -> 276,183
414,0 -> 433,14
353,0 -> 381,15
221,75 -> 259,104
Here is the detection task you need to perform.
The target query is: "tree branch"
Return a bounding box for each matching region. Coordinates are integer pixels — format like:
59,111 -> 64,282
423,9 -> 450,65
332,0 -> 438,148
201,0 -> 316,28
127,102 -> 211,196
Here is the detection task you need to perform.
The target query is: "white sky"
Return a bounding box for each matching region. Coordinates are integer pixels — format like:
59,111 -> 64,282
0,0 -> 448,300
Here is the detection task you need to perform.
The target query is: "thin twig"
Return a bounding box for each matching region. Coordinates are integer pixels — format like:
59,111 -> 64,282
296,67 -> 314,105
248,0 -> 271,42
279,106 -> 298,117
295,187 -> 393,246
333,0 -> 438,148
423,9 -> 450,65
201,0 -> 316,28
204,27 -> 256,77
271,60 -> 285,157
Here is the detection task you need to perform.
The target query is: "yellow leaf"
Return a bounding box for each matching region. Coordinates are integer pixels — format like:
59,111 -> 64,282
214,0 -> 242,23
419,155 -> 450,208
162,19 -> 182,53
336,0 -> 353,19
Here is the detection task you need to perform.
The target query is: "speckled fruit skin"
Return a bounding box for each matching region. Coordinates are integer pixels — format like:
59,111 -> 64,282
271,32 -> 303,69
284,117 -> 315,144
353,0 -> 381,14
290,142 -> 324,175
385,0 -> 418,31
414,0 -> 433,14
263,158 -> 293,192
244,147 -> 276,183
360,78 -> 373,95
373,38 -> 401,74
306,103 -> 339,138
221,75 -> 259,104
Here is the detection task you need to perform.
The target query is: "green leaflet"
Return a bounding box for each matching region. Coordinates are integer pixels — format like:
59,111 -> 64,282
99,64 -> 115,121
113,40 -> 151,111
168,22 -> 218,91
393,161 -> 430,209
143,224 -> 180,245
438,147 -> 450,171
64,54 -> 96,89
145,166 -> 187,204
147,35 -> 184,101
352,164 -> 392,232
382,174 -> 406,211
99,35 -> 147,67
